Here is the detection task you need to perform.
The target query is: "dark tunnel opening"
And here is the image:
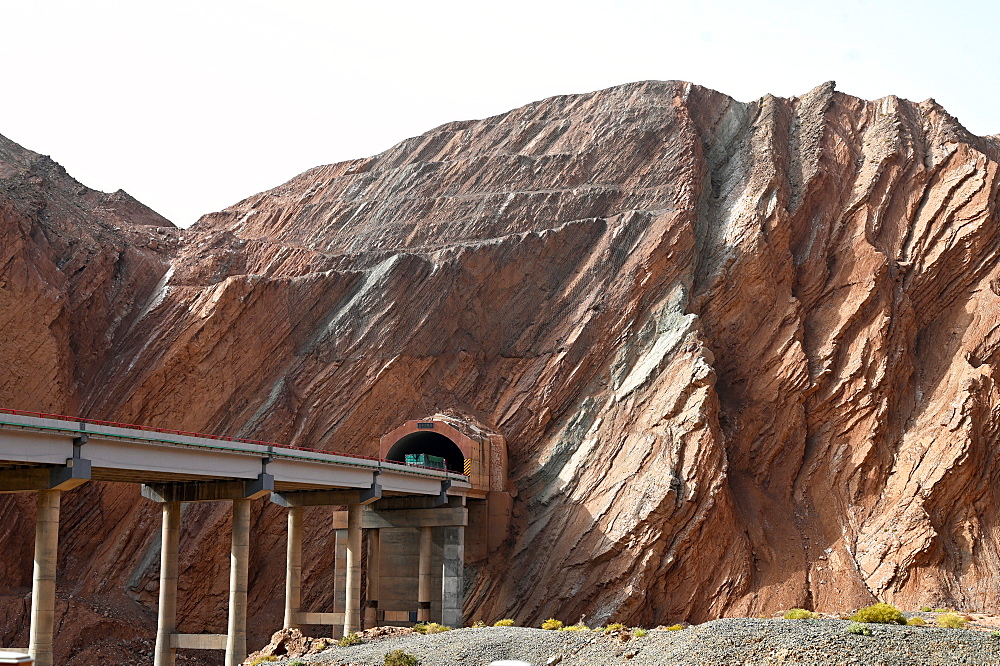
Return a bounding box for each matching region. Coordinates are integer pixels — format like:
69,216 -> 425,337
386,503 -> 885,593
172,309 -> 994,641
386,431 -> 465,472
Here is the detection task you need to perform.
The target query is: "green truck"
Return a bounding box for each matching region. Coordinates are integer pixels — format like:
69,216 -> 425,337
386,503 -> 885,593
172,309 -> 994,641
404,453 -> 447,470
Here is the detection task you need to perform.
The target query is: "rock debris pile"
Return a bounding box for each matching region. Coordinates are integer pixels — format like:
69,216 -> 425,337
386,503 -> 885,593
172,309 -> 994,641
243,622 -> 1000,666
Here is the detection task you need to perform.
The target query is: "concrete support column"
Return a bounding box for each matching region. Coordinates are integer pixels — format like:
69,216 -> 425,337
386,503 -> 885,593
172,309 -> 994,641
225,499 -> 250,666
365,529 -> 380,628
284,506 -> 302,629
417,526 -> 433,622
441,525 -> 465,628
28,490 -> 60,666
154,501 -> 180,666
332,528 -> 347,637
344,504 -> 363,636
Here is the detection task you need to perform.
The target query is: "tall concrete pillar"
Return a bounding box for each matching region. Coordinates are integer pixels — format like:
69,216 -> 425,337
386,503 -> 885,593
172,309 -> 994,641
344,504 -> 362,636
365,529 -> 380,628
28,490 -> 60,666
284,506 -> 302,629
154,501 -> 180,666
332,528 -> 347,637
417,526 -> 433,622
225,499 -> 250,666
441,525 -> 465,628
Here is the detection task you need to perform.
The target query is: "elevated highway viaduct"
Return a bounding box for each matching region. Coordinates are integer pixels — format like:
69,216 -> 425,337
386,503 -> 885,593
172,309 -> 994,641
0,410 -> 512,666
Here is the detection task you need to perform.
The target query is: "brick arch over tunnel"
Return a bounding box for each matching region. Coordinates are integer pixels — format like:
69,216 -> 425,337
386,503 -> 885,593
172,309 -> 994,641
385,430 -> 465,473
379,415 -> 514,560
379,417 -> 507,497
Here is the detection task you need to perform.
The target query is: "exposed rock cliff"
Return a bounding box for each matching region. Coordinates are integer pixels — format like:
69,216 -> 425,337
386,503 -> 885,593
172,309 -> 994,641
3,80 -> 1000,662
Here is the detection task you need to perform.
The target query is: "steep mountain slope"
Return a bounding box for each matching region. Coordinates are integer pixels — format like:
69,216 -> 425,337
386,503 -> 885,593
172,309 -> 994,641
2,80 -> 1000,662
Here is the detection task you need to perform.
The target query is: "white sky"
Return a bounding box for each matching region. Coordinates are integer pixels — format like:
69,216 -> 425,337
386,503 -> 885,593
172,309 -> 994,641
2,0 -> 997,227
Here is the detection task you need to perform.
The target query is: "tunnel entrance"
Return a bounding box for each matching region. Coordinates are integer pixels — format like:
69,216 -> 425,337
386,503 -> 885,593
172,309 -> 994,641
386,431 -> 465,473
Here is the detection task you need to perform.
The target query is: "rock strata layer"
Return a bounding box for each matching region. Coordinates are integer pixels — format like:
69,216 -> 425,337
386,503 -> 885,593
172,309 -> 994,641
2,80 -> 1000,663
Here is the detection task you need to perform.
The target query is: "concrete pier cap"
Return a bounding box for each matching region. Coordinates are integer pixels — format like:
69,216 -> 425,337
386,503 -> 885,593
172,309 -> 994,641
379,411 -> 514,558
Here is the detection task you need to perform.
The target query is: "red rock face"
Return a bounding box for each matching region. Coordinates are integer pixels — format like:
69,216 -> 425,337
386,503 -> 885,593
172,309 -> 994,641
3,80 -> 1000,661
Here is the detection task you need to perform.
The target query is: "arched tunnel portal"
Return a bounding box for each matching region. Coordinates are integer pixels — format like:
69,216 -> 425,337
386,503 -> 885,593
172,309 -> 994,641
385,431 -> 465,473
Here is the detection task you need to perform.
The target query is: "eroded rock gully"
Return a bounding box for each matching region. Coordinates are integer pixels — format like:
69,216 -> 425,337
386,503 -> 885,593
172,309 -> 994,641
2,80 -> 1000,663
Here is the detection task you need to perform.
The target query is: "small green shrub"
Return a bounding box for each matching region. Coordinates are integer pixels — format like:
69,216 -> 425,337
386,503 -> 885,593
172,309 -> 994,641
991,630 -> 1000,638
314,638 -> 329,650
934,608 -> 950,613
423,622 -> 451,634
603,622 -> 627,633
494,618 -> 515,627
471,621 -> 486,628
413,622 -> 451,634
906,617 -> 927,626
846,622 -> 872,636
633,628 -> 648,637
936,612 -> 968,629
288,661 -> 306,666
560,624 -> 590,631
338,632 -> 362,647
247,658 -> 278,666
783,608 -> 817,620
920,606 -> 932,612
384,649 -> 419,666
541,618 -> 564,630
850,603 -> 905,625
666,624 -> 684,631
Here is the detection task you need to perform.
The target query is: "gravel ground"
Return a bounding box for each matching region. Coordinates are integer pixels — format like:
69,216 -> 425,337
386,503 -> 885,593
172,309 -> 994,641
254,619 -> 1000,666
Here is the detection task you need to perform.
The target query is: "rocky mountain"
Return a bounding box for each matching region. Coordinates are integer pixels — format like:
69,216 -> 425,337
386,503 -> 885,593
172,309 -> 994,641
2,80 -> 1000,663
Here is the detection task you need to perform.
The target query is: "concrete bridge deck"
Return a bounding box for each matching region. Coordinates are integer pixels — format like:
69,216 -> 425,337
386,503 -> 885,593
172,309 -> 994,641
0,409 -> 475,666
0,410 -> 470,494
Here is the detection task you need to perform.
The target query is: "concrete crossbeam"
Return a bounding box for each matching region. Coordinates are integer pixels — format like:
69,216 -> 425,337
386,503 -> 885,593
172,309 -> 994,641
169,634 -> 227,650
271,484 -> 381,508
142,474 -> 273,503
382,610 -> 418,623
0,461 -> 90,493
295,612 -> 344,625
372,495 -> 465,511
332,507 -> 468,530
